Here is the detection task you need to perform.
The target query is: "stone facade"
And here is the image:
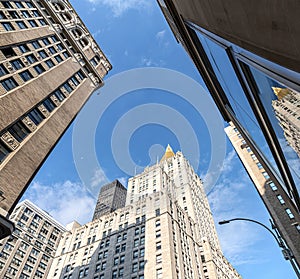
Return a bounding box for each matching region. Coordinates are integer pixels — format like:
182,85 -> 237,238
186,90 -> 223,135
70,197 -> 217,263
92,180 -> 127,221
0,200 -> 66,278
48,147 -> 241,279
225,123 -> 300,268
0,0 -> 111,229
272,88 -> 300,158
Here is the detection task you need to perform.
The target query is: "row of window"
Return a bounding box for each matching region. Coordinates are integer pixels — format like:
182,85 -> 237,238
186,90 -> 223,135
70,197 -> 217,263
1,54 -> 69,92
0,8 -> 41,20
0,70 -> 85,164
1,18 -> 46,32
1,1 -> 34,9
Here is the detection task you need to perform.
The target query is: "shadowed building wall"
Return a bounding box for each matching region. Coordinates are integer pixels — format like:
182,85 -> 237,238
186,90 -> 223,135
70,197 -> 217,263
0,0 -> 111,237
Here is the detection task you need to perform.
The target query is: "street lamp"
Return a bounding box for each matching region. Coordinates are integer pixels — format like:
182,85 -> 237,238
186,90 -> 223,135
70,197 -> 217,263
218,218 -> 300,278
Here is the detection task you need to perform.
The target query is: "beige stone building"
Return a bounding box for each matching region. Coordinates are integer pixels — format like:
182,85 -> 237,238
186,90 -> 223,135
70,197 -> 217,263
0,199 -> 66,278
272,87 -> 300,158
0,0 -> 111,237
225,123 -> 300,269
47,146 -> 241,279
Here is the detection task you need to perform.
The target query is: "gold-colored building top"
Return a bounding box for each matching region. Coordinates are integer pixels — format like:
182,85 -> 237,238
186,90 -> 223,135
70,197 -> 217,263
272,87 -> 291,100
160,144 -> 175,162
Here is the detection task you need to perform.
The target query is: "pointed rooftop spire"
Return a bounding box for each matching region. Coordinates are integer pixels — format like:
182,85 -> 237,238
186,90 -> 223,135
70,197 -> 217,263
160,144 -> 175,162
272,87 -> 290,100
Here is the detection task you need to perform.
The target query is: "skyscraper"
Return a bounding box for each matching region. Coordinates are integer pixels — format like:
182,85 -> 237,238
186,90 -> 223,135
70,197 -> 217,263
48,146 -> 241,279
0,199 -> 66,278
225,123 -> 300,270
92,180 -> 127,221
157,0 -> 300,257
0,0 -> 111,237
272,87 -> 300,158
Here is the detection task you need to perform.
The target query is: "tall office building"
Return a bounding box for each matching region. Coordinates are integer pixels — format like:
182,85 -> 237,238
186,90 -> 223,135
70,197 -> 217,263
0,199 -> 66,278
92,180 -> 127,221
272,87 -> 300,158
48,146 -> 241,279
225,123 -> 300,269
157,1 -> 300,266
0,0 -> 111,237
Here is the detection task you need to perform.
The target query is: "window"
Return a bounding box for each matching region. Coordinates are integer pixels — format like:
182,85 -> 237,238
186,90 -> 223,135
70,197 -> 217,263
2,22 -> 15,31
39,19 -> 46,26
277,195 -> 285,205
70,76 -> 79,86
38,50 -> 48,59
8,121 -> 29,142
77,71 -> 85,80
139,261 -> 145,270
113,257 -> 120,268
57,43 -> 64,51
268,181 -> 277,191
112,270 -> 118,279
32,41 -> 41,49
262,172 -> 270,180
34,64 -> 45,74
2,1 -> 13,8
26,54 -> 37,64
17,21 -> 27,29
54,55 -> 63,63
2,47 -> 16,58
155,219 -> 160,227
133,250 -> 138,259
0,65 -> 8,77
132,263 -> 138,272
11,59 -> 24,70
101,262 -> 106,270
156,254 -> 162,264
134,239 -> 139,247
256,162 -> 263,169
0,142 -> 10,163
20,70 -> 33,82
48,46 -> 57,54
156,241 -> 161,250
21,11 -> 30,18
63,82 -> 73,93
45,59 -> 54,68
285,208 -> 294,219
28,20 -> 38,27
54,89 -> 65,101
140,236 -> 145,245
121,243 -> 126,252
26,1 -> 34,8
28,108 -> 44,125
19,44 -> 30,54
140,248 -> 145,257
155,209 -> 160,216
156,268 -> 162,279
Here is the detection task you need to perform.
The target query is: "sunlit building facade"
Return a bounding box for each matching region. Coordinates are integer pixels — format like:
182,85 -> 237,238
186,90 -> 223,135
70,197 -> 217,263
157,0 -> 300,270
272,87 -> 300,158
225,124 -> 300,269
47,146 -> 241,279
0,0 -> 111,238
0,200 -> 66,278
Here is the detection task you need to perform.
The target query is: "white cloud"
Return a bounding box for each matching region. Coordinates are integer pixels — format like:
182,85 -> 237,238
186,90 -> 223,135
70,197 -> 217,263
90,168 -> 107,189
140,57 -> 166,67
156,29 -> 166,40
87,0 -> 152,17
23,181 -> 96,226
207,149 -> 268,266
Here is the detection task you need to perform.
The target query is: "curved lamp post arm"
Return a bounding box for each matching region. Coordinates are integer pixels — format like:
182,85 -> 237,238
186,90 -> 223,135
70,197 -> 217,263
219,218 -> 282,247
219,217 -> 300,278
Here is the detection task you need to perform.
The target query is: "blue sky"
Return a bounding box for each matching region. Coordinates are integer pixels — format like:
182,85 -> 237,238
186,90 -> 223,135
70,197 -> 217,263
23,0 -> 297,278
